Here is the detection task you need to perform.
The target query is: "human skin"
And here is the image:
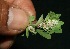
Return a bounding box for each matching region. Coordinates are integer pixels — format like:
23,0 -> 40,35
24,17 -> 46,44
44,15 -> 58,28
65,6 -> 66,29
0,0 -> 36,49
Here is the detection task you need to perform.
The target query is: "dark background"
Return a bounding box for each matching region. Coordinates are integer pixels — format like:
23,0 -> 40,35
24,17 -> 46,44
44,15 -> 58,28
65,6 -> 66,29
10,0 -> 70,49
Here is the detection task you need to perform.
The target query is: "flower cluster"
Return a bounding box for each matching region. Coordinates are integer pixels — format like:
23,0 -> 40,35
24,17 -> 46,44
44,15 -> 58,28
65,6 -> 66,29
22,11 -> 64,39
37,19 -> 59,31
28,25 -> 37,34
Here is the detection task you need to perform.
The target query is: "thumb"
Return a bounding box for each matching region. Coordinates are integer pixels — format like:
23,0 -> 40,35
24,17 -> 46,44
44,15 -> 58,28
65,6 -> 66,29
7,0 -> 36,35
7,7 -> 29,33
0,0 -> 36,35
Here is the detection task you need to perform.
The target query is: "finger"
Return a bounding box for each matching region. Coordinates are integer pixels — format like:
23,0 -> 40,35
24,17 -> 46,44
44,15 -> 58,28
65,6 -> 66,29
0,40 -> 13,49
0,0 -> 36,35
4,0 -> 14,5
7,7 -> 29,32
0,0 -> 18,35
4,0 -> 36,17
0,36 -> 14,49
7,0 -> 36,35
0,0 -> 36,49
12,0 -> 36,16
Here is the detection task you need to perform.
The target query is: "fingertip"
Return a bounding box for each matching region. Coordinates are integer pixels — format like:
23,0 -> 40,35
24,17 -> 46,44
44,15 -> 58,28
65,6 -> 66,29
4,0 -> 14,5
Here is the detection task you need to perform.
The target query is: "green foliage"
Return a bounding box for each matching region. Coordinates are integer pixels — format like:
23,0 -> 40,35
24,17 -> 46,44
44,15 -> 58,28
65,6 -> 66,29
45,11 -> 61,22
46,29 -> 54,34
35,14 -> 44,26
29,16 -> 35,24
26,28 -> 29,38
22,11 -> 64,39
44,11 -> 64,34
36,29 -> 51,39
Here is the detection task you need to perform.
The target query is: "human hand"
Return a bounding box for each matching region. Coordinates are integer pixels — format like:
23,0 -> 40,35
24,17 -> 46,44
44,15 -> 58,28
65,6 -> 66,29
0,0 -> 36,49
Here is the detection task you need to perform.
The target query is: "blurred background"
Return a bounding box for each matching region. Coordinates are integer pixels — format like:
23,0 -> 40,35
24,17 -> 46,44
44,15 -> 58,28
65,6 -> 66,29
10,0 -> 70,49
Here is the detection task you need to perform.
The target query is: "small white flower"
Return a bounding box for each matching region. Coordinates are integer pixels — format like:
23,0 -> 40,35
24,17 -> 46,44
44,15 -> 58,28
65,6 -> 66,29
28,26 -> 35,31
28,26 -> 37,34
47,19 -> 51,24
47,19 -> 53,27
38,22 -> 43,28
52,20 -> 58,25
47,19 -> 58,27
42,22 -> 48,29
46,27 -> 49,29
37,19 -> 58,30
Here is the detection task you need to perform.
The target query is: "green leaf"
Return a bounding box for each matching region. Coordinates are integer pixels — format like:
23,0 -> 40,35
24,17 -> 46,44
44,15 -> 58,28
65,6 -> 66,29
45,11 -> 61,22
45,15 -> 50,22
56,14 -> 61,19
35,14 -> 44,26
59,21 -> 64,25
29,16 -> 35,24
54,28 -> 62,33
53,21 -> 64,33
32,32 -> 37,34
26,28 -> 29,38
48,11 -> 61,19
36,29 -> 51,39
51,25 -> 62,33
47,29 -> 54,34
